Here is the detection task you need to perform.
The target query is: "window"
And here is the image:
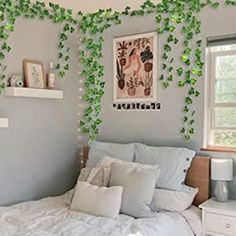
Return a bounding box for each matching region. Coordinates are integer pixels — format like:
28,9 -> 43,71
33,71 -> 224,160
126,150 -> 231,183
205,43 -> 236,150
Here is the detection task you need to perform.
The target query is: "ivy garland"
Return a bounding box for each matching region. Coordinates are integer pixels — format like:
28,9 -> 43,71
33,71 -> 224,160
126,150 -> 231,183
0,0 -> 235,142
78,9 -> 122,141
225,0 -> 236,5
79,0 -> 224,142
0,0 -> 78,93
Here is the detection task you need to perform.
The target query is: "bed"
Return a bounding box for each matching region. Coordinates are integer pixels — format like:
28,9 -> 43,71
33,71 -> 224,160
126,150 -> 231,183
0,193 -> 202,236
0,147 -> 210,236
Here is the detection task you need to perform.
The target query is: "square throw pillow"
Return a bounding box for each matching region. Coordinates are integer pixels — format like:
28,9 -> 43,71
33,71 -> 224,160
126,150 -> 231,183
96,156 -> 125,167
151,187 -> 198,212
64,189 -> 74,206
87,141 -> 135,167
79,166 -> 110,187
66,166 -> 110,205
71,181 -> 123,219
110,162 -> 160,218
135,144 -> 195,191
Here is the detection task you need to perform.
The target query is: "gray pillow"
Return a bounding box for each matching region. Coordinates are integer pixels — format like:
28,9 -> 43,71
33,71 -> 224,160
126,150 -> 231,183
87,141 -> 135,167
110,162 -> 160,218
135,144 -> 195,191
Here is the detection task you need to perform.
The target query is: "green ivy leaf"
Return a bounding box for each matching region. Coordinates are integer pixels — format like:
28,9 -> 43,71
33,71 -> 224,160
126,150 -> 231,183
184,106 -> 190,113
163,53 -> 168,60
163,82 -> 169,88
184,135 -> 191,141
156,15 -> 162,23
157,28 -> 164,34
190,120 -> 194,125
195,91 -> 200,97
167,34 -> 174,42
189,128 -> 194,135
160,75 -> 164,80
178,80 -> 185,87
0,52 -> 5,60
181,54 -> 189,63
167,75 -> 173,81
188,87 -> 195,95
5,23 -> 14,31
211,2 -> 220,8
185,97 -> 193,105
177,68 -> 183,76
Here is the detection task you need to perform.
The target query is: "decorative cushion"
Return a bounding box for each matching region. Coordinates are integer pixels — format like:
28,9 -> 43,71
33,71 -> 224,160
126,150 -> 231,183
96,156 -> 125,167
79,166 -> 110,187
151,187 -> 198,212
110,162 -> 160,218
135,144 -> 195,191
71,181 -> 123,219
64,189 -> 74,206
66,166 -> 111,206
87,141 -> 135,167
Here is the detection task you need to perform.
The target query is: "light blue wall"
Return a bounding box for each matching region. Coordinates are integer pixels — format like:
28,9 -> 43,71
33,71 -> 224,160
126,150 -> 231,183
0,18 -> 79,206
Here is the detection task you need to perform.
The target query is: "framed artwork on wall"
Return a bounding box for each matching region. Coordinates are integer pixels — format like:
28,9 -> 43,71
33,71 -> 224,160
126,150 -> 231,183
113,32 -> 158,103
23,59 -> 45,89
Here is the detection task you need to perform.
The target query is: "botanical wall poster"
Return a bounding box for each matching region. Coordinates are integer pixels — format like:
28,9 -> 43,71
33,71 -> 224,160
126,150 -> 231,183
113,32 -> 158,103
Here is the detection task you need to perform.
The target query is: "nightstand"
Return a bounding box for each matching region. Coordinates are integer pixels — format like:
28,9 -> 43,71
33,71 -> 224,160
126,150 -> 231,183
199,198 -> 236,236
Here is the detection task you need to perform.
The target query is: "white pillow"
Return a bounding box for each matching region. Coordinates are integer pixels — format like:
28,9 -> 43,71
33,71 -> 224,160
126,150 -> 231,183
151,187 -> 198,212
70,181 -> 123,219
110,162 -> 160,218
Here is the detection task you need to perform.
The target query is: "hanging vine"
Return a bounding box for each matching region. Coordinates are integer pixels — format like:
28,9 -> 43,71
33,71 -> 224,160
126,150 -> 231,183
0,0 -> 77,93
0,0 -> 235,142
78,9 -> 122,141
225,0 -> 236,5
79,0 -> 222,142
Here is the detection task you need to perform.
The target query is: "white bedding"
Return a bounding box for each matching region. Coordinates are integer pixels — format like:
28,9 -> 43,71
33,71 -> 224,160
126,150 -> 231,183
0,194 -> 201,236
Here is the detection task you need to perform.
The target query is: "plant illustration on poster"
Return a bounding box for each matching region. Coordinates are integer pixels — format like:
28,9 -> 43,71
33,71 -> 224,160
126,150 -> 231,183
113,32 -> 158,103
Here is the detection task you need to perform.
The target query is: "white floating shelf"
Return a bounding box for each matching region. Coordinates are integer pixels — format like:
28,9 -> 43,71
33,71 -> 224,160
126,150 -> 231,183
5,87 -> 63,99
0,118 -> 9,128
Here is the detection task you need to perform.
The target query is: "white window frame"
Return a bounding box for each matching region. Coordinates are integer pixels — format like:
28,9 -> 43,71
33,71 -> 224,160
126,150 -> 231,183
204,48 -> 236,149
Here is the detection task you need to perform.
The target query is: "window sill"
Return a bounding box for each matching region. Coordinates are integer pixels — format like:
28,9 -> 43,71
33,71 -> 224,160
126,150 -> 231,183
201,146 -> 236,154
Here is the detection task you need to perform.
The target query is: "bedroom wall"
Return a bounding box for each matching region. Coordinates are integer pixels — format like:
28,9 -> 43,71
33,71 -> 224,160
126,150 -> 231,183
1,3 -> 236,206
0,17 -> 79,206
96,5 -> 236,197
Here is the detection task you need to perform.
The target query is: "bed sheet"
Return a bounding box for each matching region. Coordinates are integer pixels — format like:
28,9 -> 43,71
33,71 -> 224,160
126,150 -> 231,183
0,194 -> 201,236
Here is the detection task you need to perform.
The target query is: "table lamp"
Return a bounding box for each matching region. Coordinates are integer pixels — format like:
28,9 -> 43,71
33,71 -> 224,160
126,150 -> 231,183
211,158 -> 233,202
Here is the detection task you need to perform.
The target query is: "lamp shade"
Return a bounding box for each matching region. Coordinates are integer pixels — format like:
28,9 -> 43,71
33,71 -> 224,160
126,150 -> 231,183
211,159 -> 233,181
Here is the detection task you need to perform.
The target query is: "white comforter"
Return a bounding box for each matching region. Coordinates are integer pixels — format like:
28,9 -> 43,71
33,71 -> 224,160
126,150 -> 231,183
0,194 -> 201,236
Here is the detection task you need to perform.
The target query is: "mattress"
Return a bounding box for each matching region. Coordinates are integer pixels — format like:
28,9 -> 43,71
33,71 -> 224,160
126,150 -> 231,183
0,193 -> 202,236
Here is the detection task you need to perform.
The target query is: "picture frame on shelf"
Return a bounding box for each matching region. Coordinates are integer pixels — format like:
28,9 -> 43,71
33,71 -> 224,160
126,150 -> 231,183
23,59 -> 45,89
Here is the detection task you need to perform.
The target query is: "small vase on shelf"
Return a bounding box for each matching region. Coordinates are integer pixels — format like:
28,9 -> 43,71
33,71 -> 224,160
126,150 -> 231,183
47,61 -> 56,89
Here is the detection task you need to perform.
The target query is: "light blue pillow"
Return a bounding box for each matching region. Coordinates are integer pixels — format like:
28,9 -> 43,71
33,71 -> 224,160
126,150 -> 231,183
135,144 -> 195,191
87,141 -> 135,167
